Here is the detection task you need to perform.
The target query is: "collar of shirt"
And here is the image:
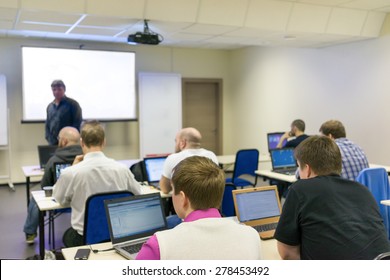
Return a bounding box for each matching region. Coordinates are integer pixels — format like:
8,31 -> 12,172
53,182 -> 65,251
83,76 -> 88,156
183,208 -> 221,222
83,151 -> 105,161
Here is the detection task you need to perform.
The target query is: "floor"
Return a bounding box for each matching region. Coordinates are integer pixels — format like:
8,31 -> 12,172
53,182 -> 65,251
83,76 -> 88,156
0,183 -> 70,260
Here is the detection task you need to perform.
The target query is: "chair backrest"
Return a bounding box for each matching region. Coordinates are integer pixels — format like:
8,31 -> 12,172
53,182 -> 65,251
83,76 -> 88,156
374,251 -> 390,260
232,149 -> 259,184
83,190 -> 133,245
221,183 -> 236,217
356,167 -> 390,239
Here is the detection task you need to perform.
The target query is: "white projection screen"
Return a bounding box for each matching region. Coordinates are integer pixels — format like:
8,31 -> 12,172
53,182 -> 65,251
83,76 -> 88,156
22,47 -> 136,122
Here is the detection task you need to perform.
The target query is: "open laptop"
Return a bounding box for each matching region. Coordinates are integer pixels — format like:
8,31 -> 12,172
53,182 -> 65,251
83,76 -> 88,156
37,145 -> 57,169
233,186 -> 282,240
53,162 -> 72,183
269,148 -> 297,175
143,156 -> 167,188
104,193 -> 168,259
267,132 -> 287,151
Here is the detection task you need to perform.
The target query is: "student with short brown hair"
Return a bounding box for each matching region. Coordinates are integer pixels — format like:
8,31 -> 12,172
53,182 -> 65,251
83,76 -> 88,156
137,156 -> 262,260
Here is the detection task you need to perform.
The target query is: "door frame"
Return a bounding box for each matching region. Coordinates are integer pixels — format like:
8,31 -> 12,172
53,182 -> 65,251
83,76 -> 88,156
181,78 -> 223,155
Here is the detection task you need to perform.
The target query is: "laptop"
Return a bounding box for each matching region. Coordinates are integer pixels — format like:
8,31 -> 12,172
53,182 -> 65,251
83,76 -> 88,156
232,186 -> 282,240
37,145 -> 58,169
104,193 -> 168,259
53,162 -> 72,183
269,148 -> 297,175
143,156 -> 167,188
267,132 -> 287,151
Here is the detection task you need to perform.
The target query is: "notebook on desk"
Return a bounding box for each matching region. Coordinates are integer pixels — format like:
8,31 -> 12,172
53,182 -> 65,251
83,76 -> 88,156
37,145 -> 58,169
104,193 -> 168,260
267,132 -> 287,151
269,148 -> 297,175
143,156 -> 167,189
233,186 -> 282,240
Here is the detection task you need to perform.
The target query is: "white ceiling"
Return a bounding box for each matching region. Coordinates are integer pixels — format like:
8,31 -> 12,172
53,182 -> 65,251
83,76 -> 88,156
1,0 -> 390,49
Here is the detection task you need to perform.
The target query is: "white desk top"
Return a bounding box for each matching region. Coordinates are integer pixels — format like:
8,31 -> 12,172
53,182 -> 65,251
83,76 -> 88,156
381,200 -> 390,206
255,169 -> 297,183
22,165 -> 44,178
62,238 -> 280,260
31,190 -> 68,211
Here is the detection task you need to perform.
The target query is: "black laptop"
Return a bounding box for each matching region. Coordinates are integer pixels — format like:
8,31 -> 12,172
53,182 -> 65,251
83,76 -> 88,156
269,148 -> 297,175
37,145 -> 58,169
267,132 -> 287,151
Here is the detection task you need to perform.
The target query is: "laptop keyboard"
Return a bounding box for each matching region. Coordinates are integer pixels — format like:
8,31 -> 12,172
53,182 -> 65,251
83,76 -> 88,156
273,169 -> 296,175
253,223 -> 278,232
122,242 -> 145,254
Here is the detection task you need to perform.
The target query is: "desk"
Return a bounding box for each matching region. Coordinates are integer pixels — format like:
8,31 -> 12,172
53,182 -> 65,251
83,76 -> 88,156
255,169 -> 297,184
217,154 -> 271,171
22,165 -> 44,207
62,238 -> 280,260
381,200 -> 390,206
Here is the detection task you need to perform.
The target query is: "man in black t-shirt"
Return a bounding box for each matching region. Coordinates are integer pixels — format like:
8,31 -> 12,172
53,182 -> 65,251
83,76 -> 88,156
275,136 -> 390,260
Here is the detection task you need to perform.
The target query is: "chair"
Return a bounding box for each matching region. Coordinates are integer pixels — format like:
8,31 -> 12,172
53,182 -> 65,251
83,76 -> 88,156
221,183 -> 237,217
83,190 -> 133,245
226,149 -> 259,188
356,167 -> 390,239
374,251 -> 390,260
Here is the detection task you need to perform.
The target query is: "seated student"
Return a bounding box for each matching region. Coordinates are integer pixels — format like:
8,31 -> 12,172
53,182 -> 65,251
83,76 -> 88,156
319,119 -> 369,181
276,119 -> 309,149
275,136 -> 390,260
136,156 -> 262,260
23,126 -> 82,244
53,120 -> 143,247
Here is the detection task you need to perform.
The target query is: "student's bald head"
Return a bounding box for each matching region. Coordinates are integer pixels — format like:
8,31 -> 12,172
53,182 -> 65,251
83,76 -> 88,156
178,127 -> 202,149
58,127 -> 80,147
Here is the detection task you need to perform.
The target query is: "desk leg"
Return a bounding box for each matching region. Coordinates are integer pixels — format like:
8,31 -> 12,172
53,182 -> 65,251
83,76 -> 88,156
39,210 -> 45,260
26,176 -> 30,208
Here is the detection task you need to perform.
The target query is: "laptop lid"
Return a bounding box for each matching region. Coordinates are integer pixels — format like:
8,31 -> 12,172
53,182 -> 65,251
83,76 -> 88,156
104,193 -> 167,255
53,162 -> 72,183
269,148 -> 297,172
232,186 -> 282,239
267,132 -> 287,151
37,145 -> 57,169
143,156 -> 167,186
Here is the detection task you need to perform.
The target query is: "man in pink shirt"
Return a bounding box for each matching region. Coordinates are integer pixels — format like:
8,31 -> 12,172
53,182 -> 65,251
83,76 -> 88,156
136,156 -> 261,260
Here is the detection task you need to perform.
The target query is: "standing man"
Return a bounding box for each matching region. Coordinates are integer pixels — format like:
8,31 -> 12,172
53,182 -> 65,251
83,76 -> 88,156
275,136 -> 390,259
319,120 -> 369,181
53,120 -> 143,247
160,127 -> 218,195
277,119 -> 309,149
46,80 -> 82,145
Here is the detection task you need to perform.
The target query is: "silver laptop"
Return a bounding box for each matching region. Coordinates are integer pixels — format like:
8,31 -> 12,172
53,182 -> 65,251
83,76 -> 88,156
233,186 -> 282,240
104,193 -> 168,259
269,148 -> 298,175
143,156 -> 167,189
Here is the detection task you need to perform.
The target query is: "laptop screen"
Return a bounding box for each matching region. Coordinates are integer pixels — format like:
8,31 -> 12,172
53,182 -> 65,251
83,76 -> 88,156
53,162 -> 72,183
143,157 -> 167,183
105,193 -> 167,244
267,132 -> 287,150
235,189 -> 281,222
270,148 -> 297,169
37,145 -> 57,169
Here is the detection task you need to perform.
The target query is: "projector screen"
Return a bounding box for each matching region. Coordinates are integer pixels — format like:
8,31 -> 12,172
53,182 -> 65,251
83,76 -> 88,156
21,46 -> 136,122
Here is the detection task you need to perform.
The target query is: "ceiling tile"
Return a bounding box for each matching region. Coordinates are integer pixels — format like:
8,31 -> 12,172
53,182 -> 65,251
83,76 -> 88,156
245,0 -> 293,31
198,0 -> 248,26
71,26 -> 122,36
80,15 -> 138,29
0,0 -> 19,8
16,22 -> 71,33
340,0 -> 390,10
145,0 -> 199,22
19,10 -> 81,25
327,7 -> 367,35
86,0 -> 145,18
297,0 -> 352,6
21,0 -> 85,13
288,3 -> 331,33
0,7 -> 17,20
183,23 -> 239,35
0,20 -> 12,29
361,11 -> 386,36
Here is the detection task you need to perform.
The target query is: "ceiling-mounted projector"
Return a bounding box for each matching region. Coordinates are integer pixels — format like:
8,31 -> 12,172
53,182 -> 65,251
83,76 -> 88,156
127,20 -> 163,45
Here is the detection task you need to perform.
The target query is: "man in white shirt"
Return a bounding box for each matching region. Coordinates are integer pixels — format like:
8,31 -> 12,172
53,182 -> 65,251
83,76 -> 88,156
53,120 -> 143,247
160,127 -> 218,194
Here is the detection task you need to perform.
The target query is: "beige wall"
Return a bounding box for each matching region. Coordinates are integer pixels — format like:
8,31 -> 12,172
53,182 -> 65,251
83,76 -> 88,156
0,38 -> 230,183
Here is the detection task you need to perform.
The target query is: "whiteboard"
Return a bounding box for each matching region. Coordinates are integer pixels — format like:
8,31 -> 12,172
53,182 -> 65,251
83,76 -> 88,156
0,75 -> 7,146
138,72 -> 182,157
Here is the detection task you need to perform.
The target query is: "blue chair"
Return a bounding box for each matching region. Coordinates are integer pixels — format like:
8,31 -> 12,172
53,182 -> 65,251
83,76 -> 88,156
221,183 -> 237,217
226,149 -> 259,188
83,190 -> 133,245
356,167 -> 390,239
